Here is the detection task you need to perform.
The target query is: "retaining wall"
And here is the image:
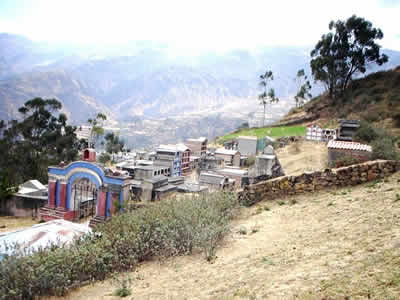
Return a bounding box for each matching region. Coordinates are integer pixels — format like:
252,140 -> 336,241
238,160 -> 400,206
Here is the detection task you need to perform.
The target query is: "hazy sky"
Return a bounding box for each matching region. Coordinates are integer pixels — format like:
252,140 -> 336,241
0,0 -> 399,52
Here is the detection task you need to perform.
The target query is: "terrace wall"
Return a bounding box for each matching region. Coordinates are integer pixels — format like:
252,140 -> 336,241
238,160 -> 400,206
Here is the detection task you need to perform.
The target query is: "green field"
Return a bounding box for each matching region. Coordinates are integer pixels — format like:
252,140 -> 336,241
217,126 -> 306,144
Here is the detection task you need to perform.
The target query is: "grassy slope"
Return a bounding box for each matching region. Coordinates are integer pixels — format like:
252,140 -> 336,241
217,125 -> 306,144
57,171 -> 400,299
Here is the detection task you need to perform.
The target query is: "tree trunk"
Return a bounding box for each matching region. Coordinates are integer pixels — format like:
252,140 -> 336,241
263,103 -> 266,127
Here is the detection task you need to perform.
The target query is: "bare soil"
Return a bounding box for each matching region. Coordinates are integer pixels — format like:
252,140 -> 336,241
276,140 -> 328,176
50,171 -> 400,300
0,216 -> 39,233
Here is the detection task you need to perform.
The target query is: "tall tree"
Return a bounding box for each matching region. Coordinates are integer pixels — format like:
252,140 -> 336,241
310,15 -> 388,100
0,98 -> 79,190
294,69 -> 312,107
88,113 -> 107,149
104,132 -> 125,155
258,70 -> 279,127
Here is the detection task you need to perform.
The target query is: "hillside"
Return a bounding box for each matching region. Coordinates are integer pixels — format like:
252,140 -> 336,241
53,171 -> 400,299
281,66 -> 400,136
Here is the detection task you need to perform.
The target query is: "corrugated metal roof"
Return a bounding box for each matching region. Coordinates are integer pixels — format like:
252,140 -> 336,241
0,220 -> 91,257
327,140 -> 372,152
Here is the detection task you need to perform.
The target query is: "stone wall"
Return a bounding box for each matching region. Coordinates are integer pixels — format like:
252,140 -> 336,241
238,160 -> 400,206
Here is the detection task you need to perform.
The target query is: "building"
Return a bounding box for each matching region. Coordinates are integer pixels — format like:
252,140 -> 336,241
199,172 -> 234,191
214,168 -> 248,189
328,140 -> 372,166
185,137 -> 208,157
306,124 -> 337,142
215,148 -> 241,167
176,143 -> 191,175
154,146 -> 182,177
237,136 -> 258,156
0,180 -> 48,218
337,120 -> 360,141
122,165 -> 171,180
141,176 -> 177,201
199,155 -> 224,170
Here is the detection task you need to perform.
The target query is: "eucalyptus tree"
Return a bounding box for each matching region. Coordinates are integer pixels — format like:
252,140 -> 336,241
310,15 -> 388,100
294,69 -> 312,107
259,70 -> 279,127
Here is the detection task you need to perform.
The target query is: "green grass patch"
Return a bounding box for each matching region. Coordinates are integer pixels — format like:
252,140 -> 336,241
217,126 -> 306,144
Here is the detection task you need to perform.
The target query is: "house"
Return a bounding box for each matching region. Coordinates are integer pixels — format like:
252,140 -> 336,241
224,139 -> 238,150
176,143 -> 191,175
199,172 -> 234,191
215,148 -> 241,167
237,136 -> 258,156
328,140 -> 372,166
337,120 -> 360,141
185,137 -> 208,157
122,165 -> 171,180
154,146 -> 182,177
0,180 -> 48,218
214,167 -> 248,189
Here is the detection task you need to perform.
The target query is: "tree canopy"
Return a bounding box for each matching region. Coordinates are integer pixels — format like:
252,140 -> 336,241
294,69 -> 312,107
310,15 -> 388,100
0,98 -> 80,197
258,70 -> 279,127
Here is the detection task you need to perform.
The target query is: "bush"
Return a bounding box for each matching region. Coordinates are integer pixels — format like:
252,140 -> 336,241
354,120 -> 378,143
372,137 -> 399,160
0,192 -> 238,299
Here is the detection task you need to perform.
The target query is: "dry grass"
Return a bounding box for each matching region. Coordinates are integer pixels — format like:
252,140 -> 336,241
276,140 -> 328,175
50,171 -> 400,300
0,216 -> 39,233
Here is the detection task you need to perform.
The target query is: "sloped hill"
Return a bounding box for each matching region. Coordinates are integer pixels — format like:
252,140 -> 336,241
281,66 -> 400,135
56,171 -> 400,299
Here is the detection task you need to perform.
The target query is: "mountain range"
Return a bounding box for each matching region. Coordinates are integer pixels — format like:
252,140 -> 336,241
1,33 -> 399,147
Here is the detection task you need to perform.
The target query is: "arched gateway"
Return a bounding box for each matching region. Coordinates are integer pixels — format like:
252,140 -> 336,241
40,149 -> 131,227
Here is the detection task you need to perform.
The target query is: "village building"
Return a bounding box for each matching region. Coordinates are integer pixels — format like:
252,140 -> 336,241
223,139 -> 238,150
154,146 -> 182,177
122,165 -> 171,180
185,137 -> 208,157
214,167 -> 248,189
327,140 -> 372,166
39,149 -> 131,227
199,154 -> 224,170
337,120 -> 360,141
0,180 -> 48,218
215,148 -> 241,167
237,136 -> 258,156
176,143 -> 191,175
141,175 -> 177,201
199,172 -> 234,191
306,124 -> 337,142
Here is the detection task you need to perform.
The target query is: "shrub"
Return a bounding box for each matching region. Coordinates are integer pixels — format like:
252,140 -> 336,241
354,120 -> 378,143
372,137 -> 399,160
0,191 -> 238,299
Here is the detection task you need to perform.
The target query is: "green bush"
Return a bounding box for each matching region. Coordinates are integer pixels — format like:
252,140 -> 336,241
372,137 -> 399,160
0,191 -> 238,299
354,120 -> 378,143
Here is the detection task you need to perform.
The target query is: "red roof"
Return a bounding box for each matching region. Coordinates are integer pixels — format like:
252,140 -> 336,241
328,140 -> 372,152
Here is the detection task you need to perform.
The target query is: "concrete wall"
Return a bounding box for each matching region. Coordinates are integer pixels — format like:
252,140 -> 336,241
237,138 -> 257,156
0,195 -> 47,218
238,160 -> 400,206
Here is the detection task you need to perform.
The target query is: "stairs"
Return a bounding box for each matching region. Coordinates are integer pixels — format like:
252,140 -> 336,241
89,216 -> 107,228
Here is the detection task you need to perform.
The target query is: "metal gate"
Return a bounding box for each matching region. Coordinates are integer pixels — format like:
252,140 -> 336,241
71,180 -> 97,221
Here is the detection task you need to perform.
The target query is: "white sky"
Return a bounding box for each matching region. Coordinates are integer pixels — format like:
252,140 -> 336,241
0,0 -> 399,51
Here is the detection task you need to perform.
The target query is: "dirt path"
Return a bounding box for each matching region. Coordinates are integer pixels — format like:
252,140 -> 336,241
51,171 -> 400,299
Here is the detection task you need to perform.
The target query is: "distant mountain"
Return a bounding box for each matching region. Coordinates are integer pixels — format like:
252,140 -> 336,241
0,33 -> 399,147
